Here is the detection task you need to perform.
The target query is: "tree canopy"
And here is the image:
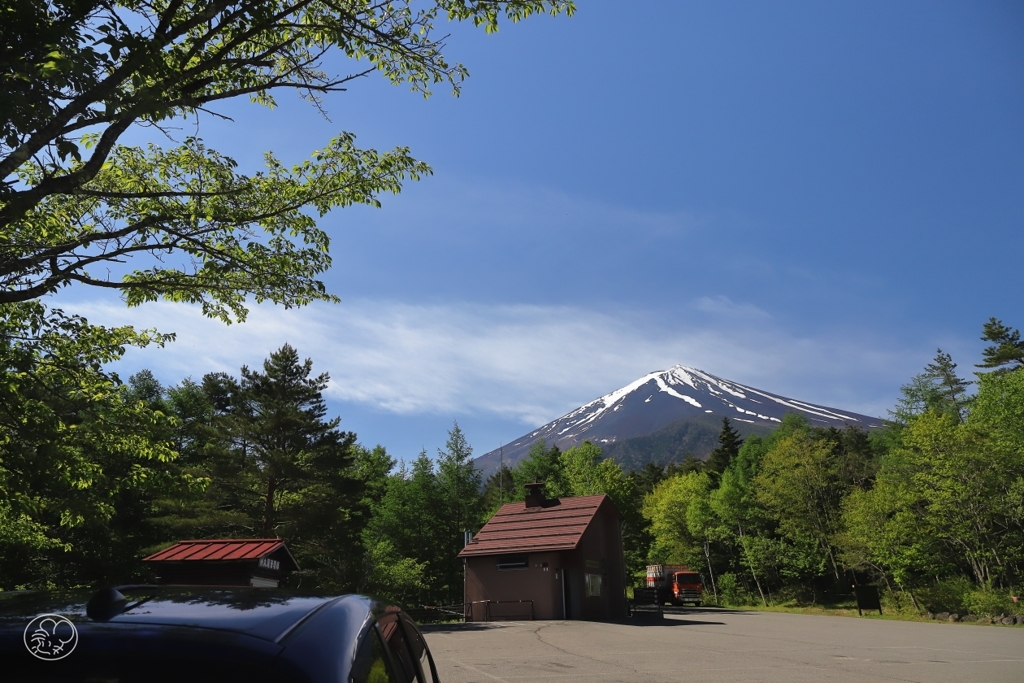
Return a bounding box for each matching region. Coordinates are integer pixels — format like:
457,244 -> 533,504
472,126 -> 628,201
890,348 -> 973,426
705,416 -> 743,475
0,0 -> 575,591
1,0 -> 574,319
978,318 -> 1024,374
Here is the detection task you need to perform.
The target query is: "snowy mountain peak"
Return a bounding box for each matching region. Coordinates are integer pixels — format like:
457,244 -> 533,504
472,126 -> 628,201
475,365 -> 882,474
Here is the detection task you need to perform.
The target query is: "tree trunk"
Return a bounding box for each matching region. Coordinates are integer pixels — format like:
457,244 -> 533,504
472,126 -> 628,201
263,477 -> 277,536
703,539 -> 719,605
738,524 -> 768,606
825,543 -> 842,581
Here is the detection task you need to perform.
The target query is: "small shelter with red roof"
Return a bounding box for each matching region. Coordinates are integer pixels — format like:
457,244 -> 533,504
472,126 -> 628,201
458,483 -> 627,621
143,538 -> 299,588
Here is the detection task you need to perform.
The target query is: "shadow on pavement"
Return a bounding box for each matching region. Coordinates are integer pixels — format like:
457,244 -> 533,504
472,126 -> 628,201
422,615 -> 728,630
421,607 -> 746,631
660,605 -> 754,616
622,613 -> 725,626
420,622 -> 520,633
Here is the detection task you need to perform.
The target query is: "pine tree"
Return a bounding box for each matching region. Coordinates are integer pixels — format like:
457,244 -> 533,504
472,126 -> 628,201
977,317 -> 1024,374
482,464 -> 516,513
124,370 -> 168,412
630,462 -> 668,498
147,376 -> 249,543
362,449 -> 442,602
891,350 -> 973,425
511,440 -> 565,497
226,344 -> 365,588
436,421 -> 482,603
889,373 -> 944,425
705,417 -> 744,475
666,454 -> 705,477
352,444 -> 396,507
923,349 -> 972,423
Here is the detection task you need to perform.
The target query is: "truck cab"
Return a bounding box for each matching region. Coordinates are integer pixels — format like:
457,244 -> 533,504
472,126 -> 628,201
670,571 -> 703,606
646,565 -> 704,607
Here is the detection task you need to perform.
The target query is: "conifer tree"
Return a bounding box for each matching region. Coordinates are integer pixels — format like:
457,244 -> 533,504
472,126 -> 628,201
977,317 -> 1024,374
352,445 -> 396,507
482,464 -> 516,514
923,349 -> 972,423
224,344 -> 365,588
361,450 -> 440,603
436,422 -> 482,603
666,454 -> 705,477
705,417 -> 744,476
511,440 -> 566,498
891,350 -> 973,425
124,370 -> 168,413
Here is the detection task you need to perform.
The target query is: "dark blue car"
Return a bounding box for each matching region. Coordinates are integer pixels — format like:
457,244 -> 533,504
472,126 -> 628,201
0,585 -> 440,682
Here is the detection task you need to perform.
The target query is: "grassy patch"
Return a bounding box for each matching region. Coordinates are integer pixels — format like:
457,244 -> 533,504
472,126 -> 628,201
709,599 -> 1023,626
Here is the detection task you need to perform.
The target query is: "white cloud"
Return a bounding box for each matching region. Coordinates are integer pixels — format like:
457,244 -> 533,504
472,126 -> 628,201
67,297 -> 923,426
331,171 -> 714,252
693,295 -> 771,320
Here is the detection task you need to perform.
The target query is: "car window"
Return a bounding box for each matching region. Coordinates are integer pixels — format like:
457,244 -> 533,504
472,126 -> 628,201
401,616 -> 438,683
351,627 -> 398,683
377,614 -> 417,683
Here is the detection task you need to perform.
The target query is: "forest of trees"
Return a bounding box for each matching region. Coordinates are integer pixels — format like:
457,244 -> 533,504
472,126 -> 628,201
0,0 -> 572,603
641,319 -> 1024,616
2,318 -> 1021,619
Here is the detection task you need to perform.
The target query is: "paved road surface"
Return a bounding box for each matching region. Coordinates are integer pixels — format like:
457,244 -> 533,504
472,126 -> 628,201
422,607 -> 1023,682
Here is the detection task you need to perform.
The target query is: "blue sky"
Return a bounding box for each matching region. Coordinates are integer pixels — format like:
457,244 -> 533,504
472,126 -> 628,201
72,0 -> 1024,461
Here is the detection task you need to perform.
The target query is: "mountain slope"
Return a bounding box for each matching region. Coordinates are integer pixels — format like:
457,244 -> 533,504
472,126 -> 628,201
475,365 -> 882,473
600,414 -> 774,471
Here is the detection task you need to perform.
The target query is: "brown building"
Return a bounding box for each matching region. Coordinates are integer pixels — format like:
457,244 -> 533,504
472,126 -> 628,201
459,484 -> 627,621
143,538 -> 299,587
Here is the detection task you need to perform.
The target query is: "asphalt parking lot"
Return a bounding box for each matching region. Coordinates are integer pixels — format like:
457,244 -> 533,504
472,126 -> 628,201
421,607 -> 1024,683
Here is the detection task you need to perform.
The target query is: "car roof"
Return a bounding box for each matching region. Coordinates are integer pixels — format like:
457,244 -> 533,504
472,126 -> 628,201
0,586 -> 368,642
0,587 -> 406,682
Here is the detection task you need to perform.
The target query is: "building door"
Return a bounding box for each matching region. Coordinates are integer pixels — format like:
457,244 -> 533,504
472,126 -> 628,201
561,569 -> 569,619
562,569 -> 581,620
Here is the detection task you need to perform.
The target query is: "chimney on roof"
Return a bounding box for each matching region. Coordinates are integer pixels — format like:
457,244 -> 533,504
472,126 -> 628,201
524,481 -> 546,508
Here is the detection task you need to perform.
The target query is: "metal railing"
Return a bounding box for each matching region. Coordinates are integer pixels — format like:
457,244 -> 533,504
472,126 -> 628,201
466,599 -> 535,622
629,587 -> 663,617
404,604 -> 466,624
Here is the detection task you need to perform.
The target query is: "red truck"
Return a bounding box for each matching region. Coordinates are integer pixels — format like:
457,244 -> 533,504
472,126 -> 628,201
646,564 -> 703,606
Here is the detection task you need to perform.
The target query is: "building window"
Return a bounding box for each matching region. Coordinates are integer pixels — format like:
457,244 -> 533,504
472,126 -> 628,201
585,573 -> 603,597
496,555 -> 529,570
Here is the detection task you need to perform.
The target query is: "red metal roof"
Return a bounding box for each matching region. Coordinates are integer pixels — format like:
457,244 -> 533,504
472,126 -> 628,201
458,495 -> 616,557
143,538 -> 297,569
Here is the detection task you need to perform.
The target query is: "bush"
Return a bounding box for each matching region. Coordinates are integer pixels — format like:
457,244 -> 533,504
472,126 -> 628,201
914,577 -> 1023,616
880,589 -> 923,616
964,587 -> 1022,617
359,539 -> 427,606
914,577 -> 972,614
717,573 -> 750,606
769,584 -> 824,606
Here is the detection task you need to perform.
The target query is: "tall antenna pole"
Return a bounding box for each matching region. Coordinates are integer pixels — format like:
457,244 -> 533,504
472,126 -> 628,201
499,443 -> 504,506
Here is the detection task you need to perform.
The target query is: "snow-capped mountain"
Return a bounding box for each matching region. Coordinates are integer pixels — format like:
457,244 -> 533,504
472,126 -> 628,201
475,365 -> 883,474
